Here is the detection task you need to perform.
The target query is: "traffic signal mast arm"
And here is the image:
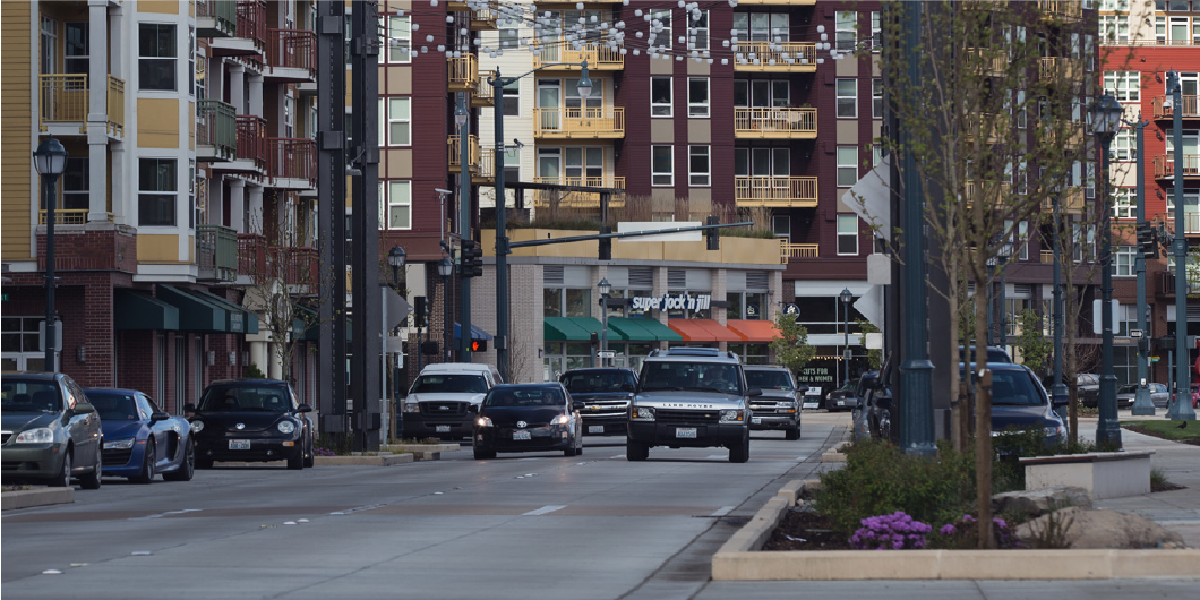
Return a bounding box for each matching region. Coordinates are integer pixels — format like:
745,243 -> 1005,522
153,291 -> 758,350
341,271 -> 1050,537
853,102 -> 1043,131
503,221 -> 755,252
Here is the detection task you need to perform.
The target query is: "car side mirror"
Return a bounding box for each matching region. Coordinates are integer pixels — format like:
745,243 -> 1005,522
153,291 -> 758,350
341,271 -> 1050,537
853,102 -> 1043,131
747,387 -> 763,397
573,401 -> 585,411
296,403 -> 313,413
73,402 -> 96,415
150,410 -> 170,422
184,403 -> 197,413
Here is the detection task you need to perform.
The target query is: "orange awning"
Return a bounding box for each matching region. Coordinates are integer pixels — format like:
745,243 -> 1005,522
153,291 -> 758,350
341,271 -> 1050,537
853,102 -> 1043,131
725,319 -> 780,343
667,319 -> 747,343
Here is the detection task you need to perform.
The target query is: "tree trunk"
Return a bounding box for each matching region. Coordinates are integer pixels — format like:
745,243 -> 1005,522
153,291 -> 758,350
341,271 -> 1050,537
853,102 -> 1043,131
948,253 -> 963,451
973,275 -> 995,549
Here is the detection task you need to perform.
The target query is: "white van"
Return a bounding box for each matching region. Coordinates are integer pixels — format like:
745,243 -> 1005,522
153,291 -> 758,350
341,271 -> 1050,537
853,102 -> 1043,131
400,363 -> 503,440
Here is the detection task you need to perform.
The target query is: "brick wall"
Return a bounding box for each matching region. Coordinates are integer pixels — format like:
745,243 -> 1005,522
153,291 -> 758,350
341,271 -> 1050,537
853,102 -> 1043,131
35,225 -> 137,273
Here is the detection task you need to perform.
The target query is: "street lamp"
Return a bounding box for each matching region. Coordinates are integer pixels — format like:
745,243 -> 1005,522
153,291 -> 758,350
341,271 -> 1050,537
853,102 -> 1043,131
455,92 -> 472,363
840,288 -> 853,387
598,277 -> 611,368
1129,114 -> 1156,417
1164,71 -> 1197,421
386,246 -> 406,288
490,61 -> 592,382
439,257 -> 454,363
996,240 -> 1013,349
1090,91 -> 1124,448
33,137 -> 67,372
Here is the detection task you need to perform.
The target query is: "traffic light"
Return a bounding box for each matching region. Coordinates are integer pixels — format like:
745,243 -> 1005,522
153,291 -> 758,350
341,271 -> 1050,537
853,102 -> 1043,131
599,225 -> 612,260
590,331 -> 599,347
413,296 -> 428,328
460,239 -> 483,278
1137,222 -> 1159,260
705,215 -> 720,251
471,339 -> 488,352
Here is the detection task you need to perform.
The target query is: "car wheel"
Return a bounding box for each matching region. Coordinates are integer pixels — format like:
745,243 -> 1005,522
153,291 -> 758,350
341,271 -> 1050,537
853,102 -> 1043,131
728,433 -> 750,463
626,439 -> 648,462
163,439 -> 195,482
287,447 -> 304,470
130,439 -> 155,484
785,426 -> 801,441
303,433 -> 315,468
49,449 -> 72,488
79,444 -> 103,490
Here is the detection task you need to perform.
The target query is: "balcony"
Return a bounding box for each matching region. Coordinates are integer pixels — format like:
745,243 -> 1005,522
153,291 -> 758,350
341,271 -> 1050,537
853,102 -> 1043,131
447,55 -> 478,93
266,138 -> 316,189
531,177 -> 626,208
37,209 -> 89,225
1037,0 -> 1082,22
238,233 -> 267,277
965,48 -> 1007,77
1039,57 -> 1081,82
197,100 -> 237,162
733,42 -> 817,72
739,0 -> 816,4
1041,249 -> 1055,264
447,135 -> 495,183
197,224 -> 239,282
532,42 -> 624,71
211,115 -> 266,175
472,70 -> 495,107
1154,154 -> 1200,180
779,242 -> 819,265
1166,212 -> 1200,237
469,3 -> 498,30
272,246 -> 319,287
264,28 -> 316,82
1040,187 -> 1087,214
197,0 -> 236,37
1152,95 -> 1200,120
963,180 -> 1014,209
533,107 -> 625,139
209,0 -> 265,56
733,108 -> 817,139
735,177 -> 818,208
38,74 -> 125,137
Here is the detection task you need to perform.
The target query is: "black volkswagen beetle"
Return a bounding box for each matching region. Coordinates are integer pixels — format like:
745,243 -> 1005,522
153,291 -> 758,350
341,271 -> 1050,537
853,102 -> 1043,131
472,383 -> 582,460
185,379 -> 314,470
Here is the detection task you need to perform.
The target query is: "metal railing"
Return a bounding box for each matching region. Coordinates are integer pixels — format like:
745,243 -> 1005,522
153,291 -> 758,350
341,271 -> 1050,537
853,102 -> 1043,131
197,224 -> 239,281
474,70 -> 495,105
469,3 -> 498,29
197,0 -> 237,34
1153,95 -> 1200,119
532,176 -> 625,189
266,28 -> 316,73
272,246 -> 318,286
532,41 -> 624,69
779,242 -> 819,264
1040,249 -> 1055,264
235,0 -> 267,46
107,76 -> 125,136
238,233 -> 267,277
447,135 -> 494,180
1039,57 -> 1081,81
735,177 -> 818,207
964,48 -> 1008,77
733,108 -> 817,137
733,42 -> 817,68
266,138 -> 316,185
1165,211 -> 1200,235
197,100 -> 237,159
236,115 -> 267,171
964,180 -> 1014,208
37,208 -> 88,225
1037,0 -> 1082,20
447,55 -> 478,91
1154,154 -> 1200,179
38,74 -> 87,128
532,107 -> 625,137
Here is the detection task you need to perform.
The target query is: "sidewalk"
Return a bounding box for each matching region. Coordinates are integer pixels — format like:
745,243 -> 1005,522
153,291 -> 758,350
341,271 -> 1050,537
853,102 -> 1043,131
1078,411 -> 1200,547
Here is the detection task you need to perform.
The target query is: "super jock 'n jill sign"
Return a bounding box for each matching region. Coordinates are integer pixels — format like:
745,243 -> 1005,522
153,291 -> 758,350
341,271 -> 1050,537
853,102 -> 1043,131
630,293 -> 711,312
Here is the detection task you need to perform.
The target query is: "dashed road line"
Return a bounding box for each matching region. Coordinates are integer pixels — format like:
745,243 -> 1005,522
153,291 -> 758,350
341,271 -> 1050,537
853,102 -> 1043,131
522,504 -> 567,516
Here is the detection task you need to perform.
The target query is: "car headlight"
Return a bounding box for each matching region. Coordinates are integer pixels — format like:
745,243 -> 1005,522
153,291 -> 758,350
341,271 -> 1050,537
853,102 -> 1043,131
719,410 -> 745,423
277,421 -> 296,434
403,402 -> 420,413
14,428 -> 53,444
632,407 -> 655,421
190,420 -> 205,433
476,416 -> 493,428
1044,425 -> 1065,438
550,414 -> 570,426
103,438 -> 135,450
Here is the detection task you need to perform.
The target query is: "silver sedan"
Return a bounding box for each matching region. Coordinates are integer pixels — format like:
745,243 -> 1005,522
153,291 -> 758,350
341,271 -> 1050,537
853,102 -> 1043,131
1116,383 -> 1170,410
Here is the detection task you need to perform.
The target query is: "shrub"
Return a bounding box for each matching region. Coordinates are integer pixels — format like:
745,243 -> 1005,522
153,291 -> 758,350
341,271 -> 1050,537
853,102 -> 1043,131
850,512 -> 933,550
934,514 -> 1018,549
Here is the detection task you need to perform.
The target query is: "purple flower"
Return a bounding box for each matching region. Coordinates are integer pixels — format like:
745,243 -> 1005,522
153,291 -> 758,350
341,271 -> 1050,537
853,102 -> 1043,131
940,524 -> 956,535
962,514 -> 976,524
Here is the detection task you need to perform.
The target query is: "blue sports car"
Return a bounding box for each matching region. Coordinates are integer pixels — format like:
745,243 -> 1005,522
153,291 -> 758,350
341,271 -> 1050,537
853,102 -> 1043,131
84,388 -> 195,483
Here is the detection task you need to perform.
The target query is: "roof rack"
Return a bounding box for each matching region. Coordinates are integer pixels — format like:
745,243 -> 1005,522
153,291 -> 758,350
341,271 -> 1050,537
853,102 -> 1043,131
648,347 -> 739,361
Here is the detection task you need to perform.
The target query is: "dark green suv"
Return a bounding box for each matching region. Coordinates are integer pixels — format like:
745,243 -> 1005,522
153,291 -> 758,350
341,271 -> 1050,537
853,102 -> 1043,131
1,372 -> 103,488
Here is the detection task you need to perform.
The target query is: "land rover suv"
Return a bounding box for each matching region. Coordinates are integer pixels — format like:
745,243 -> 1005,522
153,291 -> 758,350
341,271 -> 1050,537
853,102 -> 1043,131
626,348 -> 759,463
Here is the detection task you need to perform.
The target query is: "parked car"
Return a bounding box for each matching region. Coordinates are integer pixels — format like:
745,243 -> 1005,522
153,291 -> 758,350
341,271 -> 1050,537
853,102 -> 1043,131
1,372 -> 103,489
472,383 -> 582,459
186,379 -> 314,470
402,363 -> 500,440
966,363 -> 1068,445
1115,383 -> 1170,410
824,381 -> 858,412
959,345 -> 1013,364
856,369 -> 894,442
558,368 -> 637,436
85,388 -> 195,483
743,365 -> 804,440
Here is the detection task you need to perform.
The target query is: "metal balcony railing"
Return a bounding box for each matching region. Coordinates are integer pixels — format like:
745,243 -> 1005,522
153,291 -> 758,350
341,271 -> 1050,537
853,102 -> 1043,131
1039,57 -> 1081,82
447,55 -> 478,92
779,242 -> 819,264
1041,249 -> 1055,264
735,177 -> 818,207
473,70 -> 496,106
235,0 -> 267,46
733,108 -> 817,138
447,135 -> 494,180
532,41 -> 624,70
1154,154 -> 1200,179
197,224 -> 239,281
733,42 -> 817,69
107,76 -> 125,136
236,115 -> 267,171
272,246 -> 318,287
265,28 -> 317,74
37,209 -> 89,225
197,0 -> 237,36
532,107 -> 625,138
1153,95 -> 1200,120
266,138 -> 316,186
38,74 -> 87,128
1037,0 -> 1082,20
238,233 -> 267,277
197,99 -> 237,160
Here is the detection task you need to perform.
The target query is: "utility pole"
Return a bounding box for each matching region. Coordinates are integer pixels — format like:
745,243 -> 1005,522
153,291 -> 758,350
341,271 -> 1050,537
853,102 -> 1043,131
1131,115 -> 1155,416
456,93 -> 473,362
1166,71 -> 1197,421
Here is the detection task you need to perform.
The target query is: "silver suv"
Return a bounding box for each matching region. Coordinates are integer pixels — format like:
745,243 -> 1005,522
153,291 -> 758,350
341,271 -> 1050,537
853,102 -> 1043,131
626,348 -> 760,463
742,366 -> 803,440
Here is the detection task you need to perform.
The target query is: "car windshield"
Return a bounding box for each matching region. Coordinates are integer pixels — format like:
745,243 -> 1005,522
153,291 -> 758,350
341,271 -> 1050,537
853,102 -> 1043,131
988,371 -> 1046,406
744,370 -> 794,390
88,392 -> 139,420
198,385 -> 292,412
640,362 -> 741,394
1118,385 -> 1139,395
561,371 -> 635,394
1,378 -> 61,412
410,375 -> 489,394
485,388 -> 564,407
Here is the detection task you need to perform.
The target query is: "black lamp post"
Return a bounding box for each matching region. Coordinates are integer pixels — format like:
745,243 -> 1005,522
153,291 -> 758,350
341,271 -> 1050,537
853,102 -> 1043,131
386,246 -> 406,288
996,240 -> 1013,349
455,94 -> 471,362
840,288 -> 853,387
598,277 -> 611,368
33,137 -> 67,372
1090,91 -> 1124,448
439,256 -> 454,363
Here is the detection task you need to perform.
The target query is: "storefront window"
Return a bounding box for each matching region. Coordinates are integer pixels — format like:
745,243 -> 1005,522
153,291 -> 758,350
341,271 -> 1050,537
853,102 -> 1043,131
565,289 -> 591,318
726,294 -> 743,321
745,292 -> 766,320
666,290 -> 711,319
544,289 -> 563,318
625,289 -> 652,317
730,343 -> 770,364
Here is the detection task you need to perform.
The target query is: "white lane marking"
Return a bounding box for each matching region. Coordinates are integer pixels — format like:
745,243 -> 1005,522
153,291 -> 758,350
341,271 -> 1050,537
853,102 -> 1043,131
128,508 -> 202,521
711,506 -> 735,517
610,454 -> 625,459
523,504 -> 567,516
705,454 -> 726,459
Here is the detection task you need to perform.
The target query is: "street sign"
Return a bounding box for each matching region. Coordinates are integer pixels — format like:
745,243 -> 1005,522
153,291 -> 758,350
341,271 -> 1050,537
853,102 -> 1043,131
1150,356 -> 1160,362
597,350 -> 616,359
1130,329 -> 1144,338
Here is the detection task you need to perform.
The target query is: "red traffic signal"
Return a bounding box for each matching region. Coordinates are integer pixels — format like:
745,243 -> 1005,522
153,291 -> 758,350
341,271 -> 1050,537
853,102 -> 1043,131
471,340 -> 488,352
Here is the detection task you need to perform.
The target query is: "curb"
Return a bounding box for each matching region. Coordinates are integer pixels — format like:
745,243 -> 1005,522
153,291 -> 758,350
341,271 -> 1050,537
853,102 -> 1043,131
712,478 -> 1200,581
821,441 -> 849,463
383,444 -> 462,461
1,487 -> 75,511
315,453 -> 415,466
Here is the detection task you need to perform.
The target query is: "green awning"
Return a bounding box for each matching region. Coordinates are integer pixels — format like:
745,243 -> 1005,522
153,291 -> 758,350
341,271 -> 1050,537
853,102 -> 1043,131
186,288 -> 258,334
114,291 -> 179,331
156,284 -> 226,332
609,317 -> 683,342
544,317 -> 604,341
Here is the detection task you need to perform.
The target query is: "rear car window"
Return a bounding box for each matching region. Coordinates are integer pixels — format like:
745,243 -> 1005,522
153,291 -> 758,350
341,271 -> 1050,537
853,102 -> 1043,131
485,387 -> 564,406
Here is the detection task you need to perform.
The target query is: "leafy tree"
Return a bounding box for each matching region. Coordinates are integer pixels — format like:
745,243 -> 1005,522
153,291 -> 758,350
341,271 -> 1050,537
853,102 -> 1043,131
1014,308 -> 1052,374
770,313 -> 816,376
856,318 -> 882,370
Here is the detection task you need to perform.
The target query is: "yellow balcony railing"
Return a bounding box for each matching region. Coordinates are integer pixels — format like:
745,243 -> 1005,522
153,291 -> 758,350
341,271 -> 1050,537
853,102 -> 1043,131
964,180 -> 1014,209
1041,249 -> 1055,264
734,108 -> 817,138
735,177 -> 818,207
733,42 -> 817,71
1037,0 -> 1082,21
38,209 -> 89,225
740,0 -> 815,4
531,177 -> 626,208
1039,187 -> 1088,214
779,242 -> 819,264
447,55 -> 478,92
965,48 -> 1007,77
1039,57 -> 1081,82
532,41 -> 624,70
532,176 -> 625,189
469,3 -> 498,30
107,76 -> 125,137
39,74 -> 88,130
533,107 -> 625,138
447,135 -> 494,181
472,70 -> 496,107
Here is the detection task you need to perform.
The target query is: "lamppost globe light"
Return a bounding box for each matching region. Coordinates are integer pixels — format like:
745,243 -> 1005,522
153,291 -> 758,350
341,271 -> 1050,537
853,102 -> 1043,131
33,137 -> 68,178
454,99 -> 468,128
598,276 -> 611,296
576,62 -> 593,99
437,257 -> 453,278
839,288 -> 852,305
386,246 -> 406,268
1089,92 -> 1123,138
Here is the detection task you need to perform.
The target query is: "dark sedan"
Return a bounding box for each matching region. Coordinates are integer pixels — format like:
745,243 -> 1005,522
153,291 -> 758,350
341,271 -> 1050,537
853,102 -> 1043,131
186,379 -> 314,470
1,372 -> 103,489
559,368 -> 637,436
86,388 -> 195,483
824,382 -> 858,412
472,384 -> 582,459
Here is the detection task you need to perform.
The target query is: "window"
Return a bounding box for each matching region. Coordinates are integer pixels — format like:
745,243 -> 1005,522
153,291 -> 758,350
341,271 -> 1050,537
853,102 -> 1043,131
772,215 -> 790,239
1004,219 -> 1029,260
870,11 -> 881,50
872,79 -> 882,119
1104,71 -> 1140,102
687,10 -> 709,51
733,12 -> 789,43
139,23 -> 177,91
61,157 -> 88,211
387,97 -> 411,146
386,16 -> 411,63
188,27 -> 195,96
837,215 -> 859,256
689,146 -> 710,187
1113,187 -> 1135,218
500,27 -> 519,50
835,11 -> 856,51
1100,0 -> 1130,10
1115,246 -> 1138,277
1072,223 -> 1097,263
837,79 -> 857,118
652,145 -> 673,186
1100,15 -> 1130,43
381,180 -> 411,230
872,144 -> 884,168
138,158 -> 177,226
188,159 -> 195,229
502,80 -> 519,116
1157,16 -> 1167,44
651,77 -> 672,117
196,53 -> 206,101
837,146 -> 858,187
64,23 -> 88,75
544,287 -> 592,318
651,9 -> 672,51
1016,90 -> 1027,129
1112,128 -> 1136,162
284,94 -> 293,137
687,77 -> 709,117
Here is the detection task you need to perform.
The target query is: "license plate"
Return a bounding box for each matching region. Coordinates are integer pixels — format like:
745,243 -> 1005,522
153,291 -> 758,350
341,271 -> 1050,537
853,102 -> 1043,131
838,400 -> 847,406
513,430 -> 531,440
803,402 -> 819,410
676,428 -> 697,439
435,425 -> 451,433
752,417 -> 762,424
589,426 -> 605,433
229,439 -> 250,450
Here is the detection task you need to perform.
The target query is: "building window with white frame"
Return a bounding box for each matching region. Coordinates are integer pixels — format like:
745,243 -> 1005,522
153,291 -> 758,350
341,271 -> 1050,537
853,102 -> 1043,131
651,9 -> 672,51
872,144 -> 884,168
138,23 -> 177,91
872,78 -> 882,119
502,80 -> 519,116
387,97 -> 411,146
1113,187 -> 1135,218
499,26 -> 519,50
188,26 -> 195,96
138,157 -> 177,226
386,16 -> 411,63
689,146 -> 710,187
687,10 -> 708,50
1100,0 -> 1130,10
835,11 -> 856,51
837,79 -> 857,118
837,146 -> 858,187
64,22 -> 88,75
870,11 -> 881,50
651,77 -> 672,117
1104,71 -> 1139,102
652,145 -> 673,186
61,156 -> 88,211
837,214 -> 859,256
1115,246 -> 1137,277
688,77 -> 709,117
380,180 -> 412,230
772,215 -> 790,239
1099,15 -> 1130,44
1111,128 -> 1136,163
